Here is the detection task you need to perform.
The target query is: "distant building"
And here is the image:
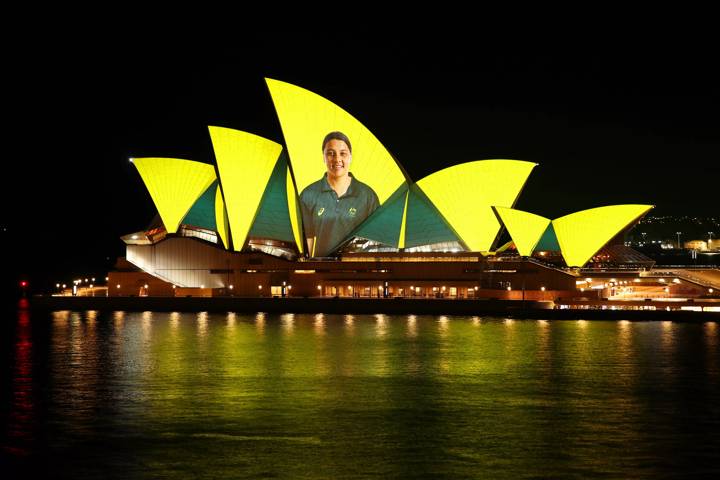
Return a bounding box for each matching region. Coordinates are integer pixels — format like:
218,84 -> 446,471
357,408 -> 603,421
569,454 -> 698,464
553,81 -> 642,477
684,240 -> 708,251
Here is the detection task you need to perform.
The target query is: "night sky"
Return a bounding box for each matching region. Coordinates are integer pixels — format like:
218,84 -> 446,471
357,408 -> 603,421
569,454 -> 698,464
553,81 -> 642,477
4,35 -> 719,289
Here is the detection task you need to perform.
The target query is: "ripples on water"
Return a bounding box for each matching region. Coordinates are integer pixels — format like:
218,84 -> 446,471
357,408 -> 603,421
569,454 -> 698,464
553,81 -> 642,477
2,307 -> 719,479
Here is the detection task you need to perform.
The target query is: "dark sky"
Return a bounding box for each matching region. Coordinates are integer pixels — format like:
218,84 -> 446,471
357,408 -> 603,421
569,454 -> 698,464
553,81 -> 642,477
4,35 -> 719,287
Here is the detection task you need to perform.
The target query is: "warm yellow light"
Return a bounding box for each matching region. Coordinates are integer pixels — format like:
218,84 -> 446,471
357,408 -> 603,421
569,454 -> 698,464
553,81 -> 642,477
710,288 -> 714,293
258,285 -> 262,290
215,187 -> 229,249
229,285 -> 234,289
286,168 -> 303,253
507,286 -> 512,291
56,283 -> 60,288
494,207 -> 550,256
474,286 -> 478,291
586,278 -> 592,282
418,160 -> 537,251
317,285 -> 322,290
144,284 -> 148,289
132,157 -> 216,233
209,126 -> 282,251
116,284 -> 121,289
200,284 -> 205,289
552,204 -> 653,267
105,276 -> 109,281
348,285 -> 352,290
541,286 -> 546,291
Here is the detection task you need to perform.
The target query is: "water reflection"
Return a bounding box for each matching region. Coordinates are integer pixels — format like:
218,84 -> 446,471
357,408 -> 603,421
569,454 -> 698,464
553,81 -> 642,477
6,303 -> 34,456
3,312 -> 719,479
313,313 -> 325,336
406,315 -> 417,338
281,313 -> 295,335
253,312 -> 263,335
375,313 -> 388,338
344,314 -> 355,336
170,311 -> 180,333
196,311 -> 208,339
142,311 -> 153,341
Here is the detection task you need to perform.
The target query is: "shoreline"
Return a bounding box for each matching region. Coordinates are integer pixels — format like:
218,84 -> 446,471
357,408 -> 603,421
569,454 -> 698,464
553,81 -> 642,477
27,296 -> 720,322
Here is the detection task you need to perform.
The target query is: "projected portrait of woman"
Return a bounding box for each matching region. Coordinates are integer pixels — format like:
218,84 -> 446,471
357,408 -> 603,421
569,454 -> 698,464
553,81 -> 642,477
299,131 -> 379,257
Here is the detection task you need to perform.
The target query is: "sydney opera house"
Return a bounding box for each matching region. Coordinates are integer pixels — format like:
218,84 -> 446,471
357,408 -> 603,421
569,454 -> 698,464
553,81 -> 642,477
110,79 -> 655,300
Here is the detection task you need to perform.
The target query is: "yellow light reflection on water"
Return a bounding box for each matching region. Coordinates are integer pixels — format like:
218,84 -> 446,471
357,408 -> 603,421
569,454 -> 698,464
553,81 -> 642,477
617,320 -> 634,366
281,313 -> 295,335
170,312 -> 180,332
438,316 -> 449,336
407,315 -> 417,338
113,311 -> 124,331
344,315 -> 355,336
197,312 -> 208,339
375,314 -> 388,338
254,312 -> 264,335
314,313 -> 325,336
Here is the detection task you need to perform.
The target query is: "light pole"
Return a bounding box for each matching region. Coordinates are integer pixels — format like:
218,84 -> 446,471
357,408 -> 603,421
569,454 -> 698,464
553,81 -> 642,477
676,231 -> 682,249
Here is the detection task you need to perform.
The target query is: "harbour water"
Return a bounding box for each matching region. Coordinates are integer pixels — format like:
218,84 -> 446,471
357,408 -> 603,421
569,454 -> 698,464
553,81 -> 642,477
2,306 -> 719,478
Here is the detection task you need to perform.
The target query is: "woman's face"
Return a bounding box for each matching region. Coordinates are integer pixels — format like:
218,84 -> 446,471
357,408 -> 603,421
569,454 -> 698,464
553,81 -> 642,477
323,139 -> 351,180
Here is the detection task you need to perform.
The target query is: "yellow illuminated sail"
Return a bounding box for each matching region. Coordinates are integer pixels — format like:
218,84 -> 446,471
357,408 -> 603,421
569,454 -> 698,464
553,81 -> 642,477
416,160 -> 536,252
132,157 -> 216,234
215,187 -> 229,249
286,168 -> 304,253
552,204 -> 654,267
397,190 -> 410,249
494,207 -> 550,257
208,126 -> 282,251
265,78 -> 406,204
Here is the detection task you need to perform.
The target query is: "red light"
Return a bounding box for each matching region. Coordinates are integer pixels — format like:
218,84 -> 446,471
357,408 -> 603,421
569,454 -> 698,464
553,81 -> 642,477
20,281 -> 28,287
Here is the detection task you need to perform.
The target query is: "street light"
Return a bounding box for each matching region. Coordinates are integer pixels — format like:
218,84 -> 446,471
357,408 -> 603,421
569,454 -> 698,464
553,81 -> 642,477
676,231 -> 682,249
